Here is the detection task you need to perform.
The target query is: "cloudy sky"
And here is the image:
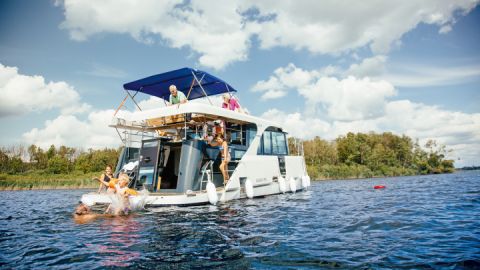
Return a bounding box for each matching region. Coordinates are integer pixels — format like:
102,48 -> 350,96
0,0 -> 479,167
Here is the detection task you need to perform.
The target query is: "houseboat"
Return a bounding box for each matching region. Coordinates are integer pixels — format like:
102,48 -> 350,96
80,68 -> 310,207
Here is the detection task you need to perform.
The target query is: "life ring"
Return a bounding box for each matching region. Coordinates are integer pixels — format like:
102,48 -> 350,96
374,185 -> 386,189
278,176 -> 286,193
289,177 -> 296,193
206,181 -> 218,205
245,178 -> 254,198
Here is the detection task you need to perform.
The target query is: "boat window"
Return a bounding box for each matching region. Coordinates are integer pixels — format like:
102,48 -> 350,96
263,131 -> 272,154
143,140 -> 158,148
272,132 -> 287,155
257,127 -> 288,155
246,125 -> 257,147
226,123 -> 256,146
138,166 -> 155,186
233,149 -> 246,160
229,124 -> 244,145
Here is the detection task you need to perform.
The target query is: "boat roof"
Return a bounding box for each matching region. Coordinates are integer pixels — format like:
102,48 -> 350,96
123,68 -> 237,101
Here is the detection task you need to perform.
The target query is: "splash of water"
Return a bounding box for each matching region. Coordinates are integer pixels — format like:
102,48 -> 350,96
130,189 -> 149,211
106,189 -> 150,214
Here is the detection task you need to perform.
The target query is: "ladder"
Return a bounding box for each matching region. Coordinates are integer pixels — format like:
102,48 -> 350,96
200,160 -> 214,191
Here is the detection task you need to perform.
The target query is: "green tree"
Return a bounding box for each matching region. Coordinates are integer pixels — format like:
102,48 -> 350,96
0,149 -> 10,173
46,145 -> 56,160
47,156 -> 71,174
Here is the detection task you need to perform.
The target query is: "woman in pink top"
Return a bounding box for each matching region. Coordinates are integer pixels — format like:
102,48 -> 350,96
222,93 -> 241,111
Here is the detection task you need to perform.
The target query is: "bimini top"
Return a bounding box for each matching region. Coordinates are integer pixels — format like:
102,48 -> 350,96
123,67 -> 237,101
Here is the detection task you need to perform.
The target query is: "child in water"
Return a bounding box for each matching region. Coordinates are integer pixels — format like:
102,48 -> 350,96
73,203 -> 113,224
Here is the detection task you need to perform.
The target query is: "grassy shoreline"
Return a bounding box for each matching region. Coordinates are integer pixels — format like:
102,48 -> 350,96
0,186 -> 97,191
0,171 -> 100,191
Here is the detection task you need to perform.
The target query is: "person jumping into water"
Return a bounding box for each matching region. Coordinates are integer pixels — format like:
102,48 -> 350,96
95,173 -> 138,215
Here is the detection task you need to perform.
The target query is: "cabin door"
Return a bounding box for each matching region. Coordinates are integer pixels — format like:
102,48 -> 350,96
138,139 -> 161,191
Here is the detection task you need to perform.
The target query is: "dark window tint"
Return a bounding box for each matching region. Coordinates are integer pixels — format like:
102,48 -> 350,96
263,131 -> 272,154
272,132 -> 287,155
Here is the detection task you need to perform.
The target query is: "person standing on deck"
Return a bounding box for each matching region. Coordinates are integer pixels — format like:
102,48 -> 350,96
209,134 -> 230,185
168,85 -> 187,105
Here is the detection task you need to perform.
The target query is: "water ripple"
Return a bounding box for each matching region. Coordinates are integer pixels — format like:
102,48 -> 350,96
0,171 -> 479,269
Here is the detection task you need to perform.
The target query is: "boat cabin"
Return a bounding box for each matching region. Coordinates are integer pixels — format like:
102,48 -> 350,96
111,67 -> 291,194
113,104 -> 289,194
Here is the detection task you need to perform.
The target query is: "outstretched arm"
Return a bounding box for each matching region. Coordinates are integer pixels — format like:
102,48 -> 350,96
94,174 -> 109,187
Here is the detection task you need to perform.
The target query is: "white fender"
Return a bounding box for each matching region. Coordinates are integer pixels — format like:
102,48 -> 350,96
306,175 -> 311,187
278,176 -> 286,193
289,177 -> 296,193
301,175 -> 308,189
206,181 -> 218,205
245,178 -> 254,199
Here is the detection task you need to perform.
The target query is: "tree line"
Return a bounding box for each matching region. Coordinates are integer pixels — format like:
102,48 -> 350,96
0,144 -> 119,175
289,132 -> 455,179
0,131 -> 454,180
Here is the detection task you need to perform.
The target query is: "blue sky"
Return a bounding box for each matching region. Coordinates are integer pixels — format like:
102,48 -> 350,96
0,0 -> 479,167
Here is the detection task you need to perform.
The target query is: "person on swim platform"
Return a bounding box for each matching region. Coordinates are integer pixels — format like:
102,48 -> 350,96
94,165 -> 114,193
209,134 -> 230,185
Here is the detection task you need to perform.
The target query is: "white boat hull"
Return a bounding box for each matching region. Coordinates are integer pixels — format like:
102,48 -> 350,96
81,176 -> 305,207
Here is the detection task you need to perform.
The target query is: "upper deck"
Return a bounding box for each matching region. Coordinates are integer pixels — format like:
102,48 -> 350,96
112,102 -> 283,132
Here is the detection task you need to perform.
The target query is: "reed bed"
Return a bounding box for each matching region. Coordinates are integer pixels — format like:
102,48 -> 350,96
0,171 -> 100,190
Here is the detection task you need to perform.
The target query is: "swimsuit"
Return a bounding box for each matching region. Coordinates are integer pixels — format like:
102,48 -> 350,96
219,145 -> 230,161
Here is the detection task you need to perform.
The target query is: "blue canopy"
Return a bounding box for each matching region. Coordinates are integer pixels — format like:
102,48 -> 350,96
123,68 -> 237,101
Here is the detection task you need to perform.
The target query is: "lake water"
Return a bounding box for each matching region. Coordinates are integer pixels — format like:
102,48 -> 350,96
1,171 -> 479,269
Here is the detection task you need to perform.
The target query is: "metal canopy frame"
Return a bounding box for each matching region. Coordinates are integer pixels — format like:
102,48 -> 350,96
115,69 -> 218,115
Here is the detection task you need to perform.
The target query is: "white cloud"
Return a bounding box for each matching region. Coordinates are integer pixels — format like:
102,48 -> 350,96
58,0 -> 253,69
439,24 -> 453,34
251,63 -> 396,121
0,63 -> 90,117
80,63 -> 128,79
22,110 -> 120,149
343,56 -> 480,88
345,55 -> 387,78
262,109 -> 331,138
251,63 -> 319,100
301,76 -> 396,121
57,0 -> 479,69
382,63 -> 480,87
136,96 -> 167,110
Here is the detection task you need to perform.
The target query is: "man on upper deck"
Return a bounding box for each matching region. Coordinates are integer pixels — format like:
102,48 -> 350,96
168,84 -> 187,105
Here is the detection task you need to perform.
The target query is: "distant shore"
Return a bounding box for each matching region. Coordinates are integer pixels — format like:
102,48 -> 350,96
0,185 -> 96,191
0,172 -> 99,191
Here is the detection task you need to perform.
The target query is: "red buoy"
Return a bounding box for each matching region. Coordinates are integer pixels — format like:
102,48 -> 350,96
374,185 -> 386,189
